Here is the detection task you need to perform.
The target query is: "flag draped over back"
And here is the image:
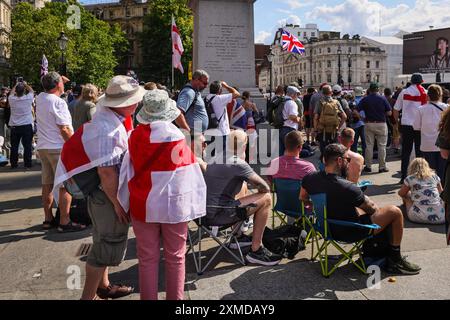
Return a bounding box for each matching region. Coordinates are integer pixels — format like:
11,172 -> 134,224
118,122 -> 206,224
172,16 -> 184,74
282,30 -> 305,55
53,108 -> 130,194
40,55 -> 48,79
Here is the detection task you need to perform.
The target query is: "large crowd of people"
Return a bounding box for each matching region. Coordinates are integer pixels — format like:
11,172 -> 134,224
0,68 -> 449,300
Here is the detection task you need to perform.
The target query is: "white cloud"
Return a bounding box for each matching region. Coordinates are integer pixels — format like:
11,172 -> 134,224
255,31 -> 272,44
279,0 -> 314,9
277,14 -> 302,27
306,0 -> 450,36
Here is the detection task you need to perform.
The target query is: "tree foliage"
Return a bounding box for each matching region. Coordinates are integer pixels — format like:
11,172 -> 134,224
10,2 -> 128,88
138,0 -> 193,88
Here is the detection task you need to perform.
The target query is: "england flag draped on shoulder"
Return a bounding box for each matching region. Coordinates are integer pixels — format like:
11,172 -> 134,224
53,108 -> 130,194
118,122 -> 206,223
282,29 -> 305,55
172,16 -> 184,73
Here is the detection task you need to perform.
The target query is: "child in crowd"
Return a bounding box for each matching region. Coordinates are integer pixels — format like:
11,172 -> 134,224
398,158 -> 445,224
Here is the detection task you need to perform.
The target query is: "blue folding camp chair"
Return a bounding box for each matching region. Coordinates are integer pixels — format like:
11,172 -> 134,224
309,193 -> 381,277
271,178 -> 314,253
272,178 -> 303,227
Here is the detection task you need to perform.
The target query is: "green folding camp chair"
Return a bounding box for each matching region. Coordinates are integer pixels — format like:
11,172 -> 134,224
309,193 -> 381,278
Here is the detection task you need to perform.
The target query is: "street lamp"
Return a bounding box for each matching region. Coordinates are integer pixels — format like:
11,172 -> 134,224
266,47 -> 275,100
347,53 -> 352,90
337,46 -> 343,86
57,31 -> 68,76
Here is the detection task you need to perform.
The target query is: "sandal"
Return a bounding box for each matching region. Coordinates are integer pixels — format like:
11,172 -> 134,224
96,284 -> 134,299
43,218 -> 57,230
57,221 -> 87,233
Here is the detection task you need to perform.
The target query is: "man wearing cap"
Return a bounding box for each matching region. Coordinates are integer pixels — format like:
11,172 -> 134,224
358,83 -> 392,173
8,81 -> 34,169
279,86 -> 302,156
394,73 -> 427,183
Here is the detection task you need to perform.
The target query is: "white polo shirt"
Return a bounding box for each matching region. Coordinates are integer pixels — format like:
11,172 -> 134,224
413,102 -> 448,152
36,92 -> 73,150
282,98 -> 299,130
8,93 -> 34,126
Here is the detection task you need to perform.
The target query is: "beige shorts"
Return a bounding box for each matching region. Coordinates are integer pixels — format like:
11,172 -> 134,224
38,149 -> 61,185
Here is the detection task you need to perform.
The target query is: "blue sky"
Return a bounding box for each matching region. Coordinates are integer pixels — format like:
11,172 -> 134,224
254,0 -> 450,44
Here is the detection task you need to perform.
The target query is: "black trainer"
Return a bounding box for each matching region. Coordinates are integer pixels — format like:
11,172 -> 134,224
379,168 -> 389,173
229,234 -> 253,250
363,166 -> 372,173
246,246 -> 282,266
385,256 -> 421,275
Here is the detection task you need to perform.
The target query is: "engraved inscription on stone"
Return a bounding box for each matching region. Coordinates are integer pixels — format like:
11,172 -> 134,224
202,24 -> 252,75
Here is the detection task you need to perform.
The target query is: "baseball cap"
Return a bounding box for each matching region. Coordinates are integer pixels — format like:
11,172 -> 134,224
286,86 -> 300,95
411,73 -> 424,84
369,82 -> 380,91
332,85 -> 342,93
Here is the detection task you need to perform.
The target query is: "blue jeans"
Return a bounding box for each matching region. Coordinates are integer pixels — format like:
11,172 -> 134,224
279,126 -> 296,156
351,125 -> 366,156
423,151 -> 447,184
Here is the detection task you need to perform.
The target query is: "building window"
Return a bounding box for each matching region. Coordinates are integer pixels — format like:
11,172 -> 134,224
366,61 -> 370,68
143,7 -> 147,15
376,74 -> 380,82
327,47 -> 331,53
327,60 -> 331,68
304,32 -> 307,37
298,32 -> 301,37
110,10 -> 114,18
376,61 -> 380,68
327,74 -> 332,83
311,32 -> 316,37
348,47 -> 352,53
126,8 -> 131,17
319,61 -> 322,68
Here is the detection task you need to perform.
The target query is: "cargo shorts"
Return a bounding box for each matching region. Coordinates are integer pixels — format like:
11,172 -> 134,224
87,188 -> 129,268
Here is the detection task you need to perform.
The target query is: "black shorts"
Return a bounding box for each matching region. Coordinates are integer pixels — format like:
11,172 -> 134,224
304,115 -> 312,129
329,214 -> 374,243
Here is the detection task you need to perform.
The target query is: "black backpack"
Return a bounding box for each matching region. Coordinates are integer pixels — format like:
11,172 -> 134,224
272,97 -> 288,129
267,96 -> 284,125
262,225 -> 306,260
55,198 -> 92,226
204,95 -> 226,130
63,167 -> 100,200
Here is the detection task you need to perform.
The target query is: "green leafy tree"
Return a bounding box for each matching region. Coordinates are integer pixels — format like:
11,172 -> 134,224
138,0 -> 193,88
10,2 -> 128,88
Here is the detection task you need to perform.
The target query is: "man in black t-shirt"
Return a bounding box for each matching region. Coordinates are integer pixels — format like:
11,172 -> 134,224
301,144 -> 421,275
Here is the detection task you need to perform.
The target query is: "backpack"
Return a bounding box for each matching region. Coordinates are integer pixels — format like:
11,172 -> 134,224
63,167 -> 100,200
204,95 -> 224,130
272,97 -> 288,129
55,198 -> 91,226
267,96 -> 284,125
317,99 -> 341,134
262,225 -> 306,260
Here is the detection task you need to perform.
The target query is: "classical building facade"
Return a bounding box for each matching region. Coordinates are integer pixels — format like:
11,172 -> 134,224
259,34 -> 389,92
11,0 -> 48,8
84,0 -> 149,76
0,0 -> 11,87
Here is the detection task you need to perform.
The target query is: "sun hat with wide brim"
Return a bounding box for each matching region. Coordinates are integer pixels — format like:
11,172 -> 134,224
137,89 -> 180,124
97,75 -> 147,109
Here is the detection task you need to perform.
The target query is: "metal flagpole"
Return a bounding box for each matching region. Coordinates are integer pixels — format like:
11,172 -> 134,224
171,14 -> 175,91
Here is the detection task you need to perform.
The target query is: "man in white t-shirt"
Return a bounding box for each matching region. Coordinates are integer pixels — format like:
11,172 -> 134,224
205,81 -> 240,158
36,72 -> 84,232
8,81 -> 34,169
279,86 -> 302,156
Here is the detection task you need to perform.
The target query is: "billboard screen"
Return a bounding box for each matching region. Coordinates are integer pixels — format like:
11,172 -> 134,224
403,28 -> 450,75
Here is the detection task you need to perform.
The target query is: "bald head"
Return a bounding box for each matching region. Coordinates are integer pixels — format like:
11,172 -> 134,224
322,85 -> 333,96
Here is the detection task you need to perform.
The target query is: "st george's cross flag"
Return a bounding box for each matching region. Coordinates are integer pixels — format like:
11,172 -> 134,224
282,30 -> 305,55
40,54 -> 48,79
118,122 -> 206,224
172,16 -> 184,74
52,108 -> 132,196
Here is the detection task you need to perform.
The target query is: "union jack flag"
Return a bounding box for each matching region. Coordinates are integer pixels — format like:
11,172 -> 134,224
282,30 -> 305,55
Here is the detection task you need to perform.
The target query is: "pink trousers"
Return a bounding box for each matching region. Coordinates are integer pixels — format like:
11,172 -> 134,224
131,217 -> 188,300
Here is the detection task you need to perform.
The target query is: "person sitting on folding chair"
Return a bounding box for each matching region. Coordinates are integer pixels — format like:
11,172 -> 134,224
266,130 -> 316,183
204,129 -> 282,266
300,144 -> 421,275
